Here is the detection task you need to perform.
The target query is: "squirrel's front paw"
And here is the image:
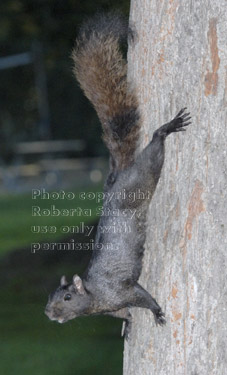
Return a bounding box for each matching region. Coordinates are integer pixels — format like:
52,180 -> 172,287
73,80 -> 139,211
121,318 -> 132,340
154,309 -> 166,326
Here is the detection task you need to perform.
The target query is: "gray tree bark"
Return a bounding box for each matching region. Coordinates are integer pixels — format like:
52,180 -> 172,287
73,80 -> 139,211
124,1 -> 227,374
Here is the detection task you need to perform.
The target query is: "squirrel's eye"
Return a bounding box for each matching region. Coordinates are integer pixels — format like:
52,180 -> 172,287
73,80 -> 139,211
64,293 -> 71,301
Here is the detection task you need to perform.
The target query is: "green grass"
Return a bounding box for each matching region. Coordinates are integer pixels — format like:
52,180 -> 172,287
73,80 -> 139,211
0,185 -> 124,374
0,186 -> 103,255
0,284 -> 123,375
0,303 -> 123,375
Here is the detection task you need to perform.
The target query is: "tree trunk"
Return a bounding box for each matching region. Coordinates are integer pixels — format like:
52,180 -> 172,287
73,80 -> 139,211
124,1 -> 227,374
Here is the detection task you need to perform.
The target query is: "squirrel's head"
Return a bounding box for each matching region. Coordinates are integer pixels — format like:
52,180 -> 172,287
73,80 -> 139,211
45,274 -> 91,323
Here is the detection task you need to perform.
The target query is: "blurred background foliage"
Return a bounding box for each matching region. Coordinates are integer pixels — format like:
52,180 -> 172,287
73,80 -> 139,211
0,0 -> 129,160
0,1 -> 131,374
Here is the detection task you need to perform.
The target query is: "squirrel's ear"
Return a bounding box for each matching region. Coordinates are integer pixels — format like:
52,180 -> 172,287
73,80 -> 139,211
60,275 -> 68,287
73,274 -> 85,295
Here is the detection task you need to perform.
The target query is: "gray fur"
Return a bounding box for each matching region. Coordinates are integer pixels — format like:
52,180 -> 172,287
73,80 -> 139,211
45,109 -> 191,338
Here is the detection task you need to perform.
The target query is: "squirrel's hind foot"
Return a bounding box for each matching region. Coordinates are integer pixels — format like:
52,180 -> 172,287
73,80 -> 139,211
154,108 -> 191,138
171,107 -> 191,132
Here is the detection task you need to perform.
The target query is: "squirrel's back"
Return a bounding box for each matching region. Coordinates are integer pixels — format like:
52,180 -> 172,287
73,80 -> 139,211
72,12 -> 141,170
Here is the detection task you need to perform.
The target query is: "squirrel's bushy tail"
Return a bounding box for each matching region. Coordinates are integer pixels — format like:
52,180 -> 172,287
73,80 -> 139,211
72,12 -> 141,170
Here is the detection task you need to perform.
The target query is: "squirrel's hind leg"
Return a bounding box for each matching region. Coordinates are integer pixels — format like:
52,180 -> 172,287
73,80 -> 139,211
135,108 -> 191,184
153,108 -> 191,139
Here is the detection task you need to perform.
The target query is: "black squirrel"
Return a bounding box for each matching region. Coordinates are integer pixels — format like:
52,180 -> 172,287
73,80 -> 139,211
45,12 -> 191,338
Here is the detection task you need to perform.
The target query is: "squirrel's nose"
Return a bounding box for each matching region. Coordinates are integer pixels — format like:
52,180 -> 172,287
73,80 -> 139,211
44,307 -> 50,316
45,307 -> 54,319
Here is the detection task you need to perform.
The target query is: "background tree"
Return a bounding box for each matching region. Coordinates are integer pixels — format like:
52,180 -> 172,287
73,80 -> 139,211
124,0 -> 227,374
0,0 -> 129,159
